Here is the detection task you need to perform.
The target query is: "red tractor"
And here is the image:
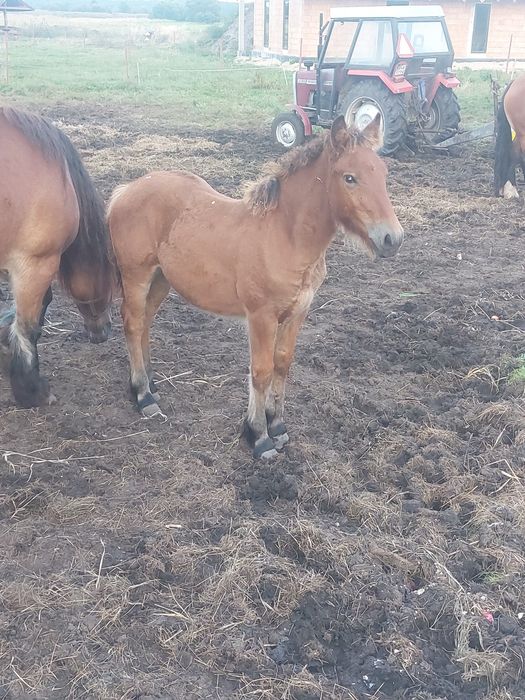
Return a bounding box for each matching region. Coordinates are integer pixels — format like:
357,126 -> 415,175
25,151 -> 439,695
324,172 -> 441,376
272,5 -> 460,155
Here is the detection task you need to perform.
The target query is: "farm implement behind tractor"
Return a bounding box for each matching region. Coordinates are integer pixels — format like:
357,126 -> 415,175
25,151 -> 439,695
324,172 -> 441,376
272,5 -> 462,155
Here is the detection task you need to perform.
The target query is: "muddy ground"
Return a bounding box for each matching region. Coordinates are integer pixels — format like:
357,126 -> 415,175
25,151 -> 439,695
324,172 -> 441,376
1,103 -> 525,700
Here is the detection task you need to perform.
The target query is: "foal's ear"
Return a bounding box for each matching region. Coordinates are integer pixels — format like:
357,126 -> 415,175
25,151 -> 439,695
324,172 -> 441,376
361,113 -> 383,151
330,115 -> 350,152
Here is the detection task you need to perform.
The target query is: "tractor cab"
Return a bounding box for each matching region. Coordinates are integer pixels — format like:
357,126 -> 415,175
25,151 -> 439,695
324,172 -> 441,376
272,5 -> 460,155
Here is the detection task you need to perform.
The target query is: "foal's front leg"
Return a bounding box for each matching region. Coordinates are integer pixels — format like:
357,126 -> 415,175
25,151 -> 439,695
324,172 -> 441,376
266,312 -> 306,450
245,311 -> 278,460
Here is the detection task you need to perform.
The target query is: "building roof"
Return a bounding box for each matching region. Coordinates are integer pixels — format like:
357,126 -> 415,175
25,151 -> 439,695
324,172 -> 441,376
0,0 -> 34,10
330,5 -> 444,20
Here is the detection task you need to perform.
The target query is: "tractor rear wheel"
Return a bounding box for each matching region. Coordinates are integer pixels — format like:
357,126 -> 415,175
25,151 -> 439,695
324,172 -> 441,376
337,79 -> 407,156
419,86 -> 460,144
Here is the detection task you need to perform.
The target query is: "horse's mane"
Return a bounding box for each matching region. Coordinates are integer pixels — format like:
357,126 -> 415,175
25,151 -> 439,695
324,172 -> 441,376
245,127 -> 367,215
1,106 -> 73,174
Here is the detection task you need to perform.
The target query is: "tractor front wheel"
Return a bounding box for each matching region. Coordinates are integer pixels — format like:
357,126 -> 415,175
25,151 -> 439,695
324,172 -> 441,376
337,79 -> 407,156
419,86 -> 460,144
271,112 -> 306,149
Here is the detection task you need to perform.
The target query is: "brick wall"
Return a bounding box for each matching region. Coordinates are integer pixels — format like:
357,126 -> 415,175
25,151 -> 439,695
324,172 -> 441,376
252,0 -> 525,61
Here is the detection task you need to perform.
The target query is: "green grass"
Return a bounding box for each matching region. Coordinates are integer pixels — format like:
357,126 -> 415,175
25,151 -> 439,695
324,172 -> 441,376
508,354 -> 525,384
454,68 -> 508,127
0,39 -> 291,127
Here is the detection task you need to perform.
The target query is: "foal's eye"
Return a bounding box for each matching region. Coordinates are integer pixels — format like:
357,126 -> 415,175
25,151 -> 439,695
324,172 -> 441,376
344,174 -> 357,185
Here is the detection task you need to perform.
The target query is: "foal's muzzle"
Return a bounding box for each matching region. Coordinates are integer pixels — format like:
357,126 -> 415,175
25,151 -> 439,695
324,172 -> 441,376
85,318 -> 112,344
369,223 -> 404,259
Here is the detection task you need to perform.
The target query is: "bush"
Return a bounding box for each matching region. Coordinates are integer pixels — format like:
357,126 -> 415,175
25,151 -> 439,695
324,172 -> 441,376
150,0 -> 222,23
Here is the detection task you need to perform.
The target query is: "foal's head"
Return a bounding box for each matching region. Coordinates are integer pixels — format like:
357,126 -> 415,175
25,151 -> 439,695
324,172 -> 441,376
327,115 -> 403,259
67,266 -> 112,344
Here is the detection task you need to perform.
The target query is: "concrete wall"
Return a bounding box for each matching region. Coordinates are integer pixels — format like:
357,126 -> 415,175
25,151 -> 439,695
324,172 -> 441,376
252,0 -> 525,61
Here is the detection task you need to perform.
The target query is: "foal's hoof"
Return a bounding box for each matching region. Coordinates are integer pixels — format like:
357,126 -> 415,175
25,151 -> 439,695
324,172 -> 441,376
269,421 -> 289,451
149,379 -> 160,403
138,394 -> 166,420
141,403 -> 166,420
253,436 -> 278,461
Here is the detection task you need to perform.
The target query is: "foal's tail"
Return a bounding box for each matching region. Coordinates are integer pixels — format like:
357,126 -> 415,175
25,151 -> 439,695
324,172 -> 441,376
494,83 -> 513,196
3,107 -> 117,304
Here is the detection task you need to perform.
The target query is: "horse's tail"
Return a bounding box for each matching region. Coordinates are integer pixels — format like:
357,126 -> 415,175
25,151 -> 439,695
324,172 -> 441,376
494,83 -> 513,195
106,184 -> 130,294
55,129 -> 117,304
2,107 -> 117,304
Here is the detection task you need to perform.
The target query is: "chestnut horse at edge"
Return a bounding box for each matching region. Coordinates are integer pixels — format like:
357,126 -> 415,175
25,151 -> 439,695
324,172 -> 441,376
494,72 -> 525,199
0,107 -> 115,407
108,115 -> 403,459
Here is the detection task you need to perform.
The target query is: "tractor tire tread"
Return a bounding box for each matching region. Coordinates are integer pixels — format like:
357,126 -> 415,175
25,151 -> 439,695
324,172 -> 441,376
338,79 -> 408,156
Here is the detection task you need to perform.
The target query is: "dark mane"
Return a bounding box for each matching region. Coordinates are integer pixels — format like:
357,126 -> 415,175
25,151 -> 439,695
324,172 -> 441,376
245,126 -> 367,215
2,106 -> 115,304
3,107 -> 72,175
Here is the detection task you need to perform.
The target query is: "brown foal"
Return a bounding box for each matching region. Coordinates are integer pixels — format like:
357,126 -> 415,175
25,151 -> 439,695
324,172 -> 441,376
0,107 -> 114,408
108,115 -> 403,459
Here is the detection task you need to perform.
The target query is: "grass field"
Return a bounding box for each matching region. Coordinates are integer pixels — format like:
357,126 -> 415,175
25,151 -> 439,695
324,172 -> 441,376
0,12 -> 515,128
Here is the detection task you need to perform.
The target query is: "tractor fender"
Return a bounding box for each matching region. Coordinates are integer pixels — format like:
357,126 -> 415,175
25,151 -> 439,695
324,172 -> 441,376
346,70 -> 413,95
287,105 -> 313,136
427,73 -> 461,103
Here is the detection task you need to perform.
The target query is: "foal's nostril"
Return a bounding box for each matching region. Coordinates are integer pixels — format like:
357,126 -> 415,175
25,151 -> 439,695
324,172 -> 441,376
384,233 -> 393,248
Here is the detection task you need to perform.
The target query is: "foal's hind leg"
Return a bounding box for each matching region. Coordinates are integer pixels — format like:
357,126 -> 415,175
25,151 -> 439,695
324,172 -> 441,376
245,311 -> 278,460
266,313 -> 306,450
142,269 -> 170,402
7,261 -> 58,407
121,270 -> 163,418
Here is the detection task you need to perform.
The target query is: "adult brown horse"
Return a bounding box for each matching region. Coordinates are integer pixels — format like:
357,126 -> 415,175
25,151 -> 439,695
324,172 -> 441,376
0,107 -> 115,408
108,115 -> 403,459
494,72 -> 525,199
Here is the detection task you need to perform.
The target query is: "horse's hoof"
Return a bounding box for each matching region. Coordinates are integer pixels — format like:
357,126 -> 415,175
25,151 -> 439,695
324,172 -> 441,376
137,393 -> 165,420
273,432 -> 289,451
269,421 -> 289,451
12,377 -> 51,409
149,379 -> 160,403
141,403 -> 165,420
260,447 -> 278,460
253,436 -> 278,460
503,181 -> 520,199
48,393 -> 57,405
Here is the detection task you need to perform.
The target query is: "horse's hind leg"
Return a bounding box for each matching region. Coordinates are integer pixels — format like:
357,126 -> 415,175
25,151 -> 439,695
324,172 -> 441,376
265,313 -> 306,451
121,269 -> 162,418
142,269 -> 170,402
8,260 -> 58,407
245,311 -> 278,460
503,162 -> 520,199
503,141 -> 520,198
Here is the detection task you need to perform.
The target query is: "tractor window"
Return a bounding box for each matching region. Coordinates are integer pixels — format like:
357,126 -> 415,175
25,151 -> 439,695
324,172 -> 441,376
351,21 -> 394,67
325,21 -> 359,63
397,21 -> 449,54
